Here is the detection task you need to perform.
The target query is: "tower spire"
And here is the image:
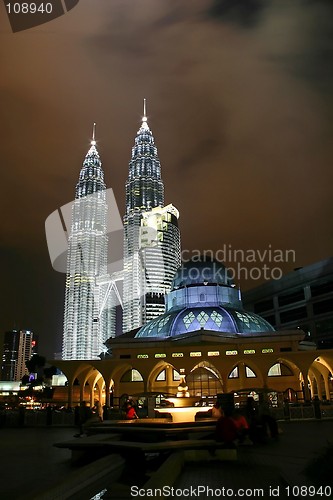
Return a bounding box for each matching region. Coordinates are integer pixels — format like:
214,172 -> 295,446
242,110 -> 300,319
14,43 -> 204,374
143,98 -> 147,121
141,98 -> 149,129
91,122 -> 96,146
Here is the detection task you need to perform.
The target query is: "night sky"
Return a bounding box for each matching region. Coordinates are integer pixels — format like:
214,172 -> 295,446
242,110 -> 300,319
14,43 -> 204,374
1,0 -> 332,359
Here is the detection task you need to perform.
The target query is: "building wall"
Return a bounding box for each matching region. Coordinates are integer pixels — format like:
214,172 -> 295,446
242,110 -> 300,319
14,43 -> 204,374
53,334 -> 333,408
243,258 -> 333,349
1,330 -> 34,382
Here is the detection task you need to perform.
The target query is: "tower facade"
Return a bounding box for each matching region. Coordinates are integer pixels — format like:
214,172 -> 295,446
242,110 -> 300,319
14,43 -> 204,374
62,132 -> 110,360
1,329 -> 36,381
123,103 -> 181,332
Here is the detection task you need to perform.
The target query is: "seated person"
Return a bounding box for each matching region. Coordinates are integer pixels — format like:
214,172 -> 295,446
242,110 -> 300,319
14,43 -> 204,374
215,408 -> 238,446
232,410 -> 251,443
211,402 -> 223,419
125,402 -> 138,419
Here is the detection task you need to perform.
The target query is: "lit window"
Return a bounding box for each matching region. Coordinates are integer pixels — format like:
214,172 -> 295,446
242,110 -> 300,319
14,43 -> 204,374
226,350 -> 238,356
155,353 -> 166,358
183,312 -> 195,329
137,354 -> 148,359
172,352 -> 184,357
208,351 -> 220,357
262,348 -> 274,353
120,369 -> 143,382
245,366 -> 257,378
173,369 -> 181,381
244,349 -> 255,354
268,363 -> 281,376
197,311 -> 209,327
228,367 -> 239,379
211,310 -> 223,327
190,351 -> 202,357
268,363 -> 293,376
156,369 -> 166,381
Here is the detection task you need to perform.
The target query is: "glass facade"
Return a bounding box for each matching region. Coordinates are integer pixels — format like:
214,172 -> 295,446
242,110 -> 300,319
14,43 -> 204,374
123,109 -> 181,333
63,141 -> 114,360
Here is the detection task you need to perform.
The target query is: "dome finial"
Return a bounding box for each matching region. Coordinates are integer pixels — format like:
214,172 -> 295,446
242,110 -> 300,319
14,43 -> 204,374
91,122 -> 96,146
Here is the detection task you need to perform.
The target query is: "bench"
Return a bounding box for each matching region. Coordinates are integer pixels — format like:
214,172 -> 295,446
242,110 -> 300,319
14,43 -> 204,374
86,424 -> 216,441
54,436 -> 237,466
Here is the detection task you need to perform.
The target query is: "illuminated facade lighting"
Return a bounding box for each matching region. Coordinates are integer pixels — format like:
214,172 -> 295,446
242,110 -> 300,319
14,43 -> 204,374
244,349 -> 256,354
1,330 -> 36,381
226,350 -> 238,356
208,351 -> 220,357
62,130 -> 114,360
123,101 -> 181,333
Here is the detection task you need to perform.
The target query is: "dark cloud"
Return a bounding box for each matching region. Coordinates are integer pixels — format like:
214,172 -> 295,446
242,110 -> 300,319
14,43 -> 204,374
259,1 -> 333,97
208,0 -> 265,27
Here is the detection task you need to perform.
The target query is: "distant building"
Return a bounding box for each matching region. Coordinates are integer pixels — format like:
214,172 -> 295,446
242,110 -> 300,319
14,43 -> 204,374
243,258 -> 333,349
1,329 -> 36,381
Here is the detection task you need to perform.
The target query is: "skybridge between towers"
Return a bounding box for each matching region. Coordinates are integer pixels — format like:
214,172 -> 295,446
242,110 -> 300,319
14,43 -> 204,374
97,270 -> 124,316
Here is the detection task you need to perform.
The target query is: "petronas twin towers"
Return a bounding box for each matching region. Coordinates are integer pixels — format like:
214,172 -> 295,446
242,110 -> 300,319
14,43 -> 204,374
62,103 -> 181,360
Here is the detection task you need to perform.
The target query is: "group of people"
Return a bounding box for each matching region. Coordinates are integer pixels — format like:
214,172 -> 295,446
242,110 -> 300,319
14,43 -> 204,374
212,397 -> 279,446
74,400 -> 104,437
74,396 -> 278,445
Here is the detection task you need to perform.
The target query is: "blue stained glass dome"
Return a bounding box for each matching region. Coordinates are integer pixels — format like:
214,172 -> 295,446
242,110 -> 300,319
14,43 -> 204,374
135,259 -> 275,339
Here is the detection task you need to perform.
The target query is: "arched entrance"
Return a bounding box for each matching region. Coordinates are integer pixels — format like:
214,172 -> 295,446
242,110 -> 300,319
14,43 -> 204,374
187,361 -> 223,397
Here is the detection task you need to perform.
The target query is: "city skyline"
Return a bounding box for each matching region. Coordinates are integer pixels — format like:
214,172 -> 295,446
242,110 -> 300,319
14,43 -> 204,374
1,0 -> 332,359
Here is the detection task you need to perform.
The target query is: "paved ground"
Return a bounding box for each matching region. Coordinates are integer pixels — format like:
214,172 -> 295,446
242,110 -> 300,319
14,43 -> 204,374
175,420 -> 333,500
0,426 -> 75,500
0,420 -> 332,499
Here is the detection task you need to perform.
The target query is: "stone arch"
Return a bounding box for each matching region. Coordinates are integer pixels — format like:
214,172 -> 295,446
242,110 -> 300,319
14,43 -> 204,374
309,358 -> 333,400
146,362 -> 184,396
265,358 -> 302,398
112,364 -> 145,399
312,355 -> 333,375
225,358 -> 264,393
51,361 -> 102,407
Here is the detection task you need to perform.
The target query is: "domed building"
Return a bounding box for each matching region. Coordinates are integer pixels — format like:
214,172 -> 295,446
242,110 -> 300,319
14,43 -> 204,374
136,259 -> 274,339
54,258 -> 333,411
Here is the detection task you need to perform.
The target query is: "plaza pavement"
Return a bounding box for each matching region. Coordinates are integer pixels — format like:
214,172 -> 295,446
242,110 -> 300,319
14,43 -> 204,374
0,420 -> 332,499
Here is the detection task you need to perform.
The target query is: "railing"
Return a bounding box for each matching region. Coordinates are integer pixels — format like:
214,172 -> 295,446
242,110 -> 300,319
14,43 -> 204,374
271,403 -> 333,421
288,405 -> 315,420
1,402 -> 332,428
0,409 -> 75,427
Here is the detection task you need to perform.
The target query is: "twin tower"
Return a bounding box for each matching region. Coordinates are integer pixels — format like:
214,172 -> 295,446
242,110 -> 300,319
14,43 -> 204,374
62,102 -> 181,360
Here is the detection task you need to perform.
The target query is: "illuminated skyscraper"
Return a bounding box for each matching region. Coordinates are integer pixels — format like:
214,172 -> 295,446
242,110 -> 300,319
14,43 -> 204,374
1,329 -> 36,381
62,127 -> 111,360
123,101 -> 181,332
